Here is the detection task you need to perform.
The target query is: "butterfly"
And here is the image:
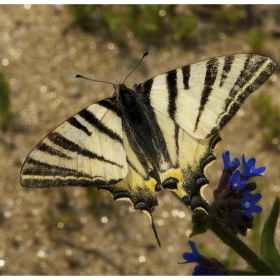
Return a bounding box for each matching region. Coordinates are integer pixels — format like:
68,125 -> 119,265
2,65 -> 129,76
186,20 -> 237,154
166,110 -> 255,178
20,53 -> 277,246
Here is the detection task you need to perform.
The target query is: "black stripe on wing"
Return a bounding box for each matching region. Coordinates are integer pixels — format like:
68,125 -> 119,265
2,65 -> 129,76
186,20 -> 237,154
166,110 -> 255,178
236,60 -> 277,101
67,116 -> 91,136
23,178 -> 121,188
166,69 -> 178,121
194,58 -> 219,132
48,132 -> 123,168
98,98 -> 122,118
21,158 -> 91,177
136,78 -> 153,101
38,143 -> 72,159
219,55 -> 235,87
22,178 -> 93,188
182,65 -> 190,90
127,158 -> 149,181
212,56 -> 277,135
78,109 -> 123,143
175,123 -> 180,159
21,159 -> 123,188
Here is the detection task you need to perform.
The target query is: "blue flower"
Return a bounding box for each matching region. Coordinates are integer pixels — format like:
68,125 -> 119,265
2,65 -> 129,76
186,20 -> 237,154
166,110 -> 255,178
242,155 -> 265,178
214,152 -> 265,236
229,170 -> 247,191
222,151 -> 240,171
179,241 -> 222,275
133,83 -> 138,88
113,84 -> 117,90
179,241 -> 200,264
241,190 -> 262,219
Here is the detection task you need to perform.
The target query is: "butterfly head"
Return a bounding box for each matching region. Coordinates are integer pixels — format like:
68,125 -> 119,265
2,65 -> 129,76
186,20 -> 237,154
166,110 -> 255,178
113,83 -> 138,95
113,83 -> 141,109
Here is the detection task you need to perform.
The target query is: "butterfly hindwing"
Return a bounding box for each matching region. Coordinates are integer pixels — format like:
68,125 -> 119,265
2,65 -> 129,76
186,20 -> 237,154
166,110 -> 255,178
114,132 -> 159,212
152,108 -> 220,211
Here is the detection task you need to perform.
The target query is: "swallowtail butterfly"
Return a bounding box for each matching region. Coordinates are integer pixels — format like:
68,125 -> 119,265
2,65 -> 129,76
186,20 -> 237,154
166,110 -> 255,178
20,53 -> 277,246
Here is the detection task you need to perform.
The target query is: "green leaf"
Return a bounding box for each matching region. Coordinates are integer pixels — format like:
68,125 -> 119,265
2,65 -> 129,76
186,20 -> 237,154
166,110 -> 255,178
260,196 -> 280,274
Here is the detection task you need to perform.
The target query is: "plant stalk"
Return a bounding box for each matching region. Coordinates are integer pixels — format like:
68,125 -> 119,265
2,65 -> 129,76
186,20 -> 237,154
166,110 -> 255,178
209,215 -> 275,275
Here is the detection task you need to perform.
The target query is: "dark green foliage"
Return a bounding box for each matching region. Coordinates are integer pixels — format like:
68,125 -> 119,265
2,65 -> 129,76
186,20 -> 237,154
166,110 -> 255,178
214,5 -> 241,33
69,5 -> 271,48
260,197 -> 280,274
125,5 -> 173,41
247,29 -> 267,52
102,6 -> 126,44
252,92 -> 280,146
0,71 -> 11,130
69,5 -> 197,44
70,5 -> 97,30
70,5 -> 266,46
189,5 -> 242,34
171,16 -> 197,41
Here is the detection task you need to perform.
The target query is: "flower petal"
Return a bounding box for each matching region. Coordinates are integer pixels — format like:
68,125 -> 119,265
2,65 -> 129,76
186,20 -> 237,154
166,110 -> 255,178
242,155 -> 266,178
251,193 -> 262,204
179,241 -> 200,264
222,151 -> 240,171
244,208 -> 253,219
251,204 -> 262,214
241,190 -> 262,219
229,170 -> 247,191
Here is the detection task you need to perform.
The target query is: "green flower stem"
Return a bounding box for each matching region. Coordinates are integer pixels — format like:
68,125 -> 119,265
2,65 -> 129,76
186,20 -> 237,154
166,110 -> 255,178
209,215 -> 276,275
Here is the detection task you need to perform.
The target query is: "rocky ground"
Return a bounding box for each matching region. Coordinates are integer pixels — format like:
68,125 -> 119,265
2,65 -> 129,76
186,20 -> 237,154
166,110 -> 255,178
0,4 -> 280,275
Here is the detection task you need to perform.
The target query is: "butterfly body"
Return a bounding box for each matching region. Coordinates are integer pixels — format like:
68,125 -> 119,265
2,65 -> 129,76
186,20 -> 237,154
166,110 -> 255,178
21,53 -> 277,244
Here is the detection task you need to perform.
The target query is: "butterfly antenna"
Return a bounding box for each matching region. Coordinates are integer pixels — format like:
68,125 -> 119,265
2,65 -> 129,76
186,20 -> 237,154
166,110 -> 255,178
123,52 -> 149,84
76,75 -> 117,87
150,213 -> 161,247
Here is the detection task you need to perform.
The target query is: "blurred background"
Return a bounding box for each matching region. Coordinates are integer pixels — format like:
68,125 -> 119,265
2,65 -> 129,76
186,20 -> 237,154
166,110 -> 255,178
0,4 -> 280,275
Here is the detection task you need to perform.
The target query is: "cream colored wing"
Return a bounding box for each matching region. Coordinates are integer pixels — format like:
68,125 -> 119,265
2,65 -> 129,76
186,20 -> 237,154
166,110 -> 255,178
138,54 -> 277,139
20,98 -> 127,188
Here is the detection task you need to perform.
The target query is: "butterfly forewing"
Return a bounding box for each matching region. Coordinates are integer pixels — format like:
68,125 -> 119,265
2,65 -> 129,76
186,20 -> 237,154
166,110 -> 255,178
20,99 -> 127,188
142,54 -> 277,139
